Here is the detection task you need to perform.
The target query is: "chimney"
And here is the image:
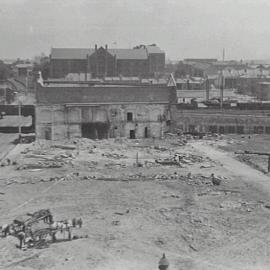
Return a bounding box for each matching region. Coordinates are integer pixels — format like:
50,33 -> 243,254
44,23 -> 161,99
105,44 -> 108,50
95,44 -> 97,51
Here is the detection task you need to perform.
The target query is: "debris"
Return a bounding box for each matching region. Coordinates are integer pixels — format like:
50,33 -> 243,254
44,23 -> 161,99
102,153 -> 127,159
155,159 -> 180,166
200,164 -> 214,169
112,220 -> 120,226
53,144 -> 76,150
211,173 -> 221,185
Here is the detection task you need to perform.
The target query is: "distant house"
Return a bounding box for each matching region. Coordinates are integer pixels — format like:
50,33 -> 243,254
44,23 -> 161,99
15,63 -> 33,77
49,44 -> 165,79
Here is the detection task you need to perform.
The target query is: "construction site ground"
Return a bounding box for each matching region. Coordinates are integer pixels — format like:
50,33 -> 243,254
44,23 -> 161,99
0,135 -> 270,270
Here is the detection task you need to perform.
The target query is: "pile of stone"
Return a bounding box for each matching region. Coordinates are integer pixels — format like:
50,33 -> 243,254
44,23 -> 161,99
16,161 -> 63,170
102,152 -> 127,159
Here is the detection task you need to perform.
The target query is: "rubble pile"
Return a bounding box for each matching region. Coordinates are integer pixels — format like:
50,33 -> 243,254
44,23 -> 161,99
155,153 -> 212,167
102,153 -> 127,159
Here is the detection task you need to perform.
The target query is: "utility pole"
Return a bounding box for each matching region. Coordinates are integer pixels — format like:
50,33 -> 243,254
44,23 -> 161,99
205,76 -> 209,101
18,100 -> 22,143
220,71 -> 224,110
222,48 -> 225,62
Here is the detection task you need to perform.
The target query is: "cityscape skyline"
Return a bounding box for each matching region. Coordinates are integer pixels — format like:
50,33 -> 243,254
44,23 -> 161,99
0,0 -> 270,60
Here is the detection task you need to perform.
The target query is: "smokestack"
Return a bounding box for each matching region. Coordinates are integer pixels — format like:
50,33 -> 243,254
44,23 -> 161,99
105,44 -> 108,77
95,44 -> 97,51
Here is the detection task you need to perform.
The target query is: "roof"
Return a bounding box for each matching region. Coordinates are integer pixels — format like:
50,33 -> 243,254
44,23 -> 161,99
37,84 -> 172,104
51,46 -> 164,60
108,48 -> 147,60
184,58 -> 217,63
15,63 -> 33,68
146,45 -> 165,54
51,48 -> 94,59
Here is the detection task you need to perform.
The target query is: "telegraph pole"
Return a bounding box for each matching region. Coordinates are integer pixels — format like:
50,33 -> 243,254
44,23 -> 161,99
18,100 -> 22,143
220,71 -> 224,110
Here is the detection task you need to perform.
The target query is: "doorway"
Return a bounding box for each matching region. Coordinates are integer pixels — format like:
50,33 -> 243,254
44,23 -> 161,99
144,127 -> 148,138
130,130 -> 135,139
81,122 -> 110,139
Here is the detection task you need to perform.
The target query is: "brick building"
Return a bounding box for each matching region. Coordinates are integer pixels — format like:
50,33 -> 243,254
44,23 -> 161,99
49,45 -> 165,79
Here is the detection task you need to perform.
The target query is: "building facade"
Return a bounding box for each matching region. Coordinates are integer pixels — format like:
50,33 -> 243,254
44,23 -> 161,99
49,45 -> 165,79
36,83 -> 175,140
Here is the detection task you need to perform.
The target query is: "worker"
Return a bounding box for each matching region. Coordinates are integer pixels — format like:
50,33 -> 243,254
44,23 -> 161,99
211,173 -> 221,186
17,231 -> 26,249
51,232 -> 57,242
72,218 -> 76,227
158,253 -> 169,270
77,218 -> 82,228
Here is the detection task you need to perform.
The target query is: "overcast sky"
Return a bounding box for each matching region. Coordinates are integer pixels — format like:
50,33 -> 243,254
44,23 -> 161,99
0,0 -> 270,60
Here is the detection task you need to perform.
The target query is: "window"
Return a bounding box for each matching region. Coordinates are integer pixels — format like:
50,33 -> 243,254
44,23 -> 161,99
209,125 -> 218,133
111,109 -> 117,117
219,126 -> 225,134
254,126 -> 264,134
127,112 -> 133,122
130,130 -> 135,139
228,126 -> 236,134
236,126 -> 244,134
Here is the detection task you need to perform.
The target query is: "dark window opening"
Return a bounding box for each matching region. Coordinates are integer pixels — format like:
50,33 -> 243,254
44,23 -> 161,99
127,112 -> 133,122
144,127 -> 148,138
265,126 -> 270,134
254,126 -> 264,134
228,126 -> 236,134
130,130 -> 136,139
209,125 -> 218,133
236,126 -> 244,134
188,125 -> 195,132
81,122 -> 109,139
219,126 -> 225,134
166,120 -> 171,126
111,109 -> 117,117
44,126 -> 52,140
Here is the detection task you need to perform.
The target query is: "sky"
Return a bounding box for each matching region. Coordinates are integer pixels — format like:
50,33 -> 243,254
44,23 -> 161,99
0,0 -> 270,61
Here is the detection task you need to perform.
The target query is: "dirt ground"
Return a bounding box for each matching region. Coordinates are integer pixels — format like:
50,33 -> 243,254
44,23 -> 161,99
216,134 -> 270,174
1,135 -> 270,270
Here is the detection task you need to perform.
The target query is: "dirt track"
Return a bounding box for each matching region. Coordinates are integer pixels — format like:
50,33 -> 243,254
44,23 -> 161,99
0,137 -> 270,270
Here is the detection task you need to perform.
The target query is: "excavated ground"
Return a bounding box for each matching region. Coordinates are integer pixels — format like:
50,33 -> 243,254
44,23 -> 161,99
0,135 -> 270,270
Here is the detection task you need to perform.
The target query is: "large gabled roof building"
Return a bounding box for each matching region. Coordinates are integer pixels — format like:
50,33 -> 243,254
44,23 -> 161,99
49,44 -> 165,79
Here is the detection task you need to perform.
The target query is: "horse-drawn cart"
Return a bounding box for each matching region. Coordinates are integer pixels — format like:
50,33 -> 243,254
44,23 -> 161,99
4,209 -> 75,249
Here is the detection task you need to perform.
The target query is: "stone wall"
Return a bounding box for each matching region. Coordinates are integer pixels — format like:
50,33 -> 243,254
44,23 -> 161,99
36,103 -> 170,140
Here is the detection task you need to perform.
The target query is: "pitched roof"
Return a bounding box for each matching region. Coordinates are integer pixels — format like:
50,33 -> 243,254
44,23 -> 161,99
108,48 -> 147,60
37,84 -> 171,104
51,48 -> 94,59
146,45 -> 165,54
51,46 -> 163,60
